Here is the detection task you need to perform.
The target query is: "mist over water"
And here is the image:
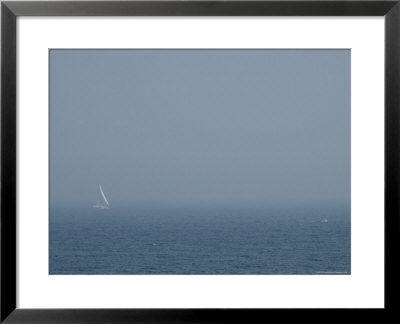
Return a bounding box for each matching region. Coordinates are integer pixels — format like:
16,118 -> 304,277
50,49 -> 351,274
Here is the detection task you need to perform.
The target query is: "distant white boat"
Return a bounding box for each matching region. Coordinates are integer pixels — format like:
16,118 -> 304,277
321,218 -> 328,223
93,184 -> 110,209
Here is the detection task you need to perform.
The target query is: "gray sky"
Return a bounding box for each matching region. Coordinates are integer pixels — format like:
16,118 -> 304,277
50,49 -> 350,205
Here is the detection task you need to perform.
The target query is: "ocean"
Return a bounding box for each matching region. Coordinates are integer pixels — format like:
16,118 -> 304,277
49,203 -> 350,275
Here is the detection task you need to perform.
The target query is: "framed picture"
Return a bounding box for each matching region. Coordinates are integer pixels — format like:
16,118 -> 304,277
1,0 -> 399,322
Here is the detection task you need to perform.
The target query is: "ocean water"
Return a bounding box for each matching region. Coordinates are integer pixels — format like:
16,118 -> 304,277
49,204 -> 350,275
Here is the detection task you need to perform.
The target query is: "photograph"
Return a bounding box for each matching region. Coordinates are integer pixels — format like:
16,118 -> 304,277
49,49 -> 351,275
3,0 -> 399,321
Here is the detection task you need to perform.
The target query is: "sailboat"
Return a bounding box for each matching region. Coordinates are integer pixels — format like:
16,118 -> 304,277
93,184 -> 110,209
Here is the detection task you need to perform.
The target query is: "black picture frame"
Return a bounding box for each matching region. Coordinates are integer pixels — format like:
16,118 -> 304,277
1,0 -> 399,322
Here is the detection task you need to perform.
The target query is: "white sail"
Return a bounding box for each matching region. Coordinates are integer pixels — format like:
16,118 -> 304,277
93,184 -> 110,209
99,185 -> 110,207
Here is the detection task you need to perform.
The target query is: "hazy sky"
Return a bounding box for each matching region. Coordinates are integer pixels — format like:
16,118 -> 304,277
50,49 -> 350,205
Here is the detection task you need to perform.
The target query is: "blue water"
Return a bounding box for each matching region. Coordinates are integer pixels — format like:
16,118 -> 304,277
49,204 -> 350,275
